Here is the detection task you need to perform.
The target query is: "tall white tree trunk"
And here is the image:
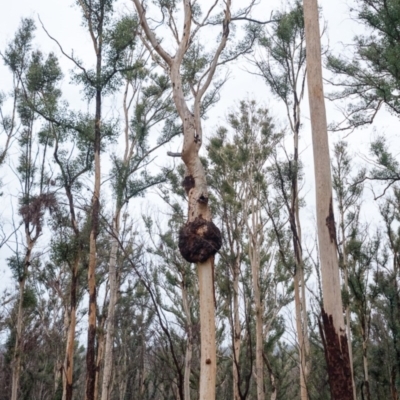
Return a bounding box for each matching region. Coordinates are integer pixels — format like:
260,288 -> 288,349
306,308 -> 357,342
248,195 -> 264,400
177,106 -> 219,400
182,283 -> 193,400
11,277 -> 26,400
132,2 -> 232,397
340,208 -> 357,400
303,0 -> 354,398
362,331 -> 371,400
252,263 -> 264,400
62,257 -> 79,400
293,131 -> 310,400
232,256 -> 241,400
100,209 -> 120,400
11,238 -> 33,400
197,261 -> 216,399
294,272 -> 307,400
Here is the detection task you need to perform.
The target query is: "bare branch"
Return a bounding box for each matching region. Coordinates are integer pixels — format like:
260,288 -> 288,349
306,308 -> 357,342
167,151 -> 182,157
166,5 -> 180,44
196,0 -> 231,101
190,0 -> 219,41
132,0 -> 173,67
38,16 -> 93,85
174,0 -> 193,66
231,16 -> 277,25
76,0 -> 98,54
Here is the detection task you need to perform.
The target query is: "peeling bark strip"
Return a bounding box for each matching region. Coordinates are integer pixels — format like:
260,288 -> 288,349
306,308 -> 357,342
325,197 -> 337,246
321,310 -> 353,400
179,217 -> 222,263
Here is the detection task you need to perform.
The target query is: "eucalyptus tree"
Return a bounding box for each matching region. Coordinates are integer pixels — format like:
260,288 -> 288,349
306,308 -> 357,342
0,265 -> 66,400
0,19 -> 33,193
1,19 -> 92,400
303,0 -> 354,397
112,278 -> 156,400
40,1 -> 142,397
146,200 -> 200,400
20,40 -> 96,400
228,101 -> 278,400
100,29 -> 177,400
332,140 -> 365,398
52,116 -> 94,400
31,91 -> 94,400
346,231 -> 379,400
253,3 -> 310,397
130,2 -> 259,398
327,0 -> 400,131
207,100 -> 291,400
71,3 -> 134,397
12,22 -> 94,400
2,20 -> 60,400
207,120 -> 250,400
374,192 -> 400,394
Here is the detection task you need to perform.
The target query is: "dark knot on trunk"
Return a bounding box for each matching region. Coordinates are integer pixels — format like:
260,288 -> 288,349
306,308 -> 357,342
178,217 -> 222,263
182,175 -> 195,195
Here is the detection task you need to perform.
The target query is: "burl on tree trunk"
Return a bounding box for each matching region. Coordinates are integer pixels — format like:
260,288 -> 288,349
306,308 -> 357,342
179,174 -> 222,264
179,215 -> 222,264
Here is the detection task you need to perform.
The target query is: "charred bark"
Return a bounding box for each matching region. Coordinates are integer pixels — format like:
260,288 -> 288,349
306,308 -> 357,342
321,310 -> 353,400
303,0 -> 354,397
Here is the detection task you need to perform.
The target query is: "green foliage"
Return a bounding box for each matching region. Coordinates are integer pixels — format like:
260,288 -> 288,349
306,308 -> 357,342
110,64 -> 176,208
327,0 -> 400,129
256,1 -> 306,106
26,51 -> 62,94
370,136 -> 400,182
2,18 -> 36,74
21,286 -> 37,309
332,141 -> 365,210
205,99 -> 295,399
72,7 -> 140,97
8,255 -> 26,282
105,16 -> 138,60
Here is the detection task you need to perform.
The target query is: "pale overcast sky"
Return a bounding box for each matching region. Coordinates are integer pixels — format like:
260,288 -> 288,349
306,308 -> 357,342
0,0 -> 399,292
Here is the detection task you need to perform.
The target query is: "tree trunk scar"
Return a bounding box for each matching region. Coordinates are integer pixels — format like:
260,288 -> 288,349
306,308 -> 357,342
321,309 -> 353,400
182,175 -> 195,194
326,197 -> 337,247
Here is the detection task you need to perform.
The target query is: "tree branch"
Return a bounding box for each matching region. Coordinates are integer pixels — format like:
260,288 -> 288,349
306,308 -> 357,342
38,16 -> 93,85
132,0 -> 173,67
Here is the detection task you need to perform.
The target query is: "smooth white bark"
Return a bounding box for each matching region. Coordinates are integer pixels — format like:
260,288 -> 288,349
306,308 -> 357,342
303,0 -> 353,397
132,3 -> 233,398
100,210 -> 120,400
303,0 -> 344,336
